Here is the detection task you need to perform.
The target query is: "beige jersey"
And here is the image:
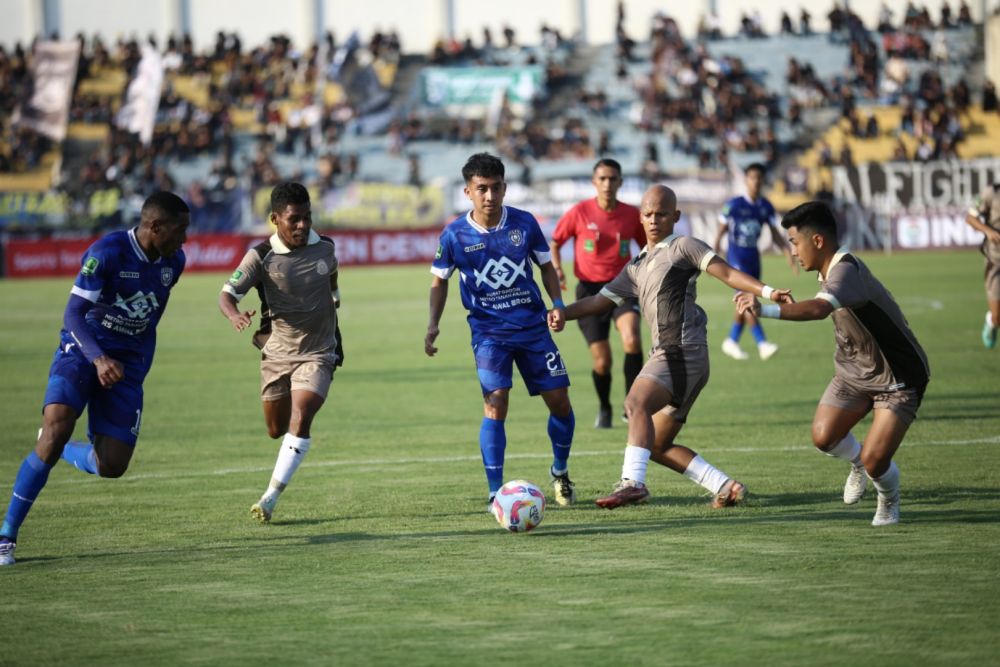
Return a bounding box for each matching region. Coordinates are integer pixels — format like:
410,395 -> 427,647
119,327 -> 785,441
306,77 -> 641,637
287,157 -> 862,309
599,234 -> 717,350
223,229 -> 339,362
817,249 -> 929,394
971,185 -> 1000,262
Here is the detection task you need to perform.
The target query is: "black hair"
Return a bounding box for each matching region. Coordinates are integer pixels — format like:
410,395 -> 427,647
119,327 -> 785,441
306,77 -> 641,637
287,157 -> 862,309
781,201 -> 838,240
461,152 -> 505,183
141,191 -> 189,223
593,158 -> 622,175
745,162 -> 767,176
270,182 -> 310,214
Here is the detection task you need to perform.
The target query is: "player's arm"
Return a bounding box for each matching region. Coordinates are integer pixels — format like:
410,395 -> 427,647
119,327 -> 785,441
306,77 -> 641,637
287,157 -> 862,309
712,219 -> 728,254
705,256 -> 793,303
425,275 -> 448,357
548,240 -> 567,291
330,269 -> 340,308
218,290 -> 256,332
64,293 -> 123,388
561,293 -> 615,323
735,293 -> 833,321
966,207 -> 1000,243
539,261 -> 568,330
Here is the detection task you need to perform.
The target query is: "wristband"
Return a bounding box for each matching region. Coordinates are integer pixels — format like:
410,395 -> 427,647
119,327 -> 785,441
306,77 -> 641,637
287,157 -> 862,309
552,298 -> 565,309
761,285 -> 774,300
760,304 -> 781,319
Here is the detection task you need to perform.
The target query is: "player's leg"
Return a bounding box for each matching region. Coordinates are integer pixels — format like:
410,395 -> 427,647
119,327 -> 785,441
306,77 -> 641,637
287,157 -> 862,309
540,386 -> 576,505
859,409 -> 910,526
0,403 -> 79,565
812,377 -> 871,504
1,346 -> 95,565
254,360 -> 332,523
982,262 -> 999,349
721,254 -> 751,359
519,336 -> 575,505
476,341 -> 515,508
595,377 -> 670,508
614,304 -> 644,422
862,388 -> 922,526
588,339 -> 613,427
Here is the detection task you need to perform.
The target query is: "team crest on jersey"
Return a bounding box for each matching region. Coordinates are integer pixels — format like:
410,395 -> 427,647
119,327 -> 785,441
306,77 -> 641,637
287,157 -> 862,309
508,229 -> 524,246
81,257 -> 99,276
161,267 -> 173,286
316,259 -> 329,275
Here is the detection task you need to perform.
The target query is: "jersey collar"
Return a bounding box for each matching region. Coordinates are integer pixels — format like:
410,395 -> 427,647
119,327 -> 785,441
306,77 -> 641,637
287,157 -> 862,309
637,234 -> 679,260
127,227 -> 159,263
819,246 -> 851,281
270,229 -> 320,254
465,206 -> 508,233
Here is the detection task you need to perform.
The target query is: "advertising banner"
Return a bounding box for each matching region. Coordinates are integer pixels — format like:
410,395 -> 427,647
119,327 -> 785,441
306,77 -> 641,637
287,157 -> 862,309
419,66 -> 544,116
3,228 -> 443,277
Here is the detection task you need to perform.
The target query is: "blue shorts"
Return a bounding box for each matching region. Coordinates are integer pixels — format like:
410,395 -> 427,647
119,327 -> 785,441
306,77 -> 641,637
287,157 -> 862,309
43,344 -> 145,446
473,334 -> 570,396
727,250 -> 761,281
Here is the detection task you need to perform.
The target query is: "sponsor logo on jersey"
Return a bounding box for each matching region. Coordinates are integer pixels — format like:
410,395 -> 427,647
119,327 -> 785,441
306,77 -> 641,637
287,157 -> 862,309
114,291 -> 161,319
474,257 -> 527,289
508,229 -> 523,246
161,267 -> 173,286
81,257 -> 99,276
119,271 -> 140,279
463,243 -> 486,253
228,269 -> 243,285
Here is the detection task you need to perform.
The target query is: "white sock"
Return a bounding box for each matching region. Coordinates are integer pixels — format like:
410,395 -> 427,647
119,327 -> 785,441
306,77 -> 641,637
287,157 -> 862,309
869,461 -> 899,499
621,445 -> 651,485
263,433 -> 312,500
823,432 -> 862,465
987,311 -> 995,328
682,455 -> 730,495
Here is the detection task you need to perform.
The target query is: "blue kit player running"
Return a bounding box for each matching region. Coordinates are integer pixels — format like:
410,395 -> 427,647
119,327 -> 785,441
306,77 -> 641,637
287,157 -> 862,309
0,192 -> 189,566
713,163 -> 796,361
424,153 -> 577,511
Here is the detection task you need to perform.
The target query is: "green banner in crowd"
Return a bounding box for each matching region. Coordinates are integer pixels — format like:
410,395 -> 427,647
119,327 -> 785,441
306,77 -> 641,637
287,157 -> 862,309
419,66 -> 544,108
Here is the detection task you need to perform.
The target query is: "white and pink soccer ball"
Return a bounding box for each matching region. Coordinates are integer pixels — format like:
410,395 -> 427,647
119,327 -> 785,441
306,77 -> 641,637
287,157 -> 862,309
492,480 -> 546,533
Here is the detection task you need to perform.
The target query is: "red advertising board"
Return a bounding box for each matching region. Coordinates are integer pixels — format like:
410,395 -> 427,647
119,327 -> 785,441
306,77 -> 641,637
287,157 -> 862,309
3,228 -> 443,278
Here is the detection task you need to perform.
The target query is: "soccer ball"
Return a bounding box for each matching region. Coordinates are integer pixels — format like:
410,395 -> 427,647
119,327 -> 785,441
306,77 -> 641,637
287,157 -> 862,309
492,480 -> 546,533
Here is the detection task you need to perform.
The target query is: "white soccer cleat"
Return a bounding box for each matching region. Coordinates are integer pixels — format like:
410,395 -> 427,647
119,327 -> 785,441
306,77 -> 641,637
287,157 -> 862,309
758,341 -> 779,360
0,538 -> 15,566
250,496 -> 277,524
721,338 -> 749,360
843,464 -> 869,504
871,493 -> 900,526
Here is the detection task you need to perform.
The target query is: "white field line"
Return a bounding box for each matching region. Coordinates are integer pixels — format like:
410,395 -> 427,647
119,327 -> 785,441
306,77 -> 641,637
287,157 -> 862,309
50,435 -> 1000,484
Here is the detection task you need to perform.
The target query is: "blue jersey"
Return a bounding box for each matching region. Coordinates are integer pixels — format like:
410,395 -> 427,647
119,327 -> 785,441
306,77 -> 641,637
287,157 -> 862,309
62,228 -> 185,373
720,195 -> 776,256
432,206 -> 552,345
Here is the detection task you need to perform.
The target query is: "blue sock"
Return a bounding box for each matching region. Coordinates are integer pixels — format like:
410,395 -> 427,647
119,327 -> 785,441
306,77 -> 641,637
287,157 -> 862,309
728,322 -> 745,342
750,323 -> 766,344
479,417 -> 506,496
1,452 -> 54,541
548,410 -> 575,474
61,441 -> 98,475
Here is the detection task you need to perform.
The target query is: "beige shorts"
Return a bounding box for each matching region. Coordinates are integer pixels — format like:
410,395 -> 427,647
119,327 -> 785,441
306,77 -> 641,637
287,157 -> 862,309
985,259 -> 1000,300
636,345 -> 710,422
260,356 -> 335,401
819,374 -> 925,426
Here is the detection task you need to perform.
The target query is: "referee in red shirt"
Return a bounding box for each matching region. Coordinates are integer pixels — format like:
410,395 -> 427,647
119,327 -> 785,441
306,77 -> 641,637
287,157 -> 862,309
550,159 -> 646,428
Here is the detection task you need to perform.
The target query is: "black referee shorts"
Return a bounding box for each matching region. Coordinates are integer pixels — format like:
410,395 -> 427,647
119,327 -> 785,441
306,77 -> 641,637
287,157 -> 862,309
575,280 -> 640,344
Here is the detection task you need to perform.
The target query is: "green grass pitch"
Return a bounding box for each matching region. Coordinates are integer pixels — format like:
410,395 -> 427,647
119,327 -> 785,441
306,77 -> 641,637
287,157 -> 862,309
0,250 -> 998,666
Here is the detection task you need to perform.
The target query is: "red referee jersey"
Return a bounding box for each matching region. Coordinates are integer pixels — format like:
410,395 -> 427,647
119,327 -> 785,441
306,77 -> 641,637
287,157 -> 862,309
552,198 -> 645,283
